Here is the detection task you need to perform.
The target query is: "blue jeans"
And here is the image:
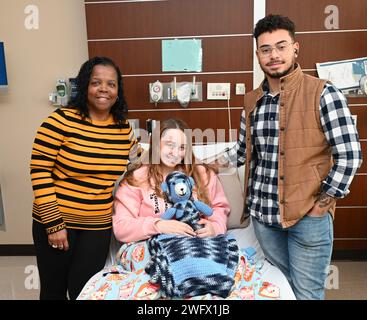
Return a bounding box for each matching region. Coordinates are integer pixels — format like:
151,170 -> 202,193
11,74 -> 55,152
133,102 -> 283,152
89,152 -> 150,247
252,213 -> 333,300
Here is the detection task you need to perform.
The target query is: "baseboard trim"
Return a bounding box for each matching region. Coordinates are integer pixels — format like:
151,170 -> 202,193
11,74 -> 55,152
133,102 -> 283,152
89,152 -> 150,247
0,245 -> 36,256
332,250 -> 367,261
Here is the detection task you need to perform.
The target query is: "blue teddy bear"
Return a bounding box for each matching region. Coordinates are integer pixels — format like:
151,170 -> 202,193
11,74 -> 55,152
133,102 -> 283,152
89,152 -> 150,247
161,171 -> 213,231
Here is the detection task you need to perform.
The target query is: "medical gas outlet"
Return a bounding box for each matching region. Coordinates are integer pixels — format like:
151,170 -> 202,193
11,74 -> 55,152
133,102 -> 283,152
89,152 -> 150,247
149,80 -> 163,104
149,80 -> 203,104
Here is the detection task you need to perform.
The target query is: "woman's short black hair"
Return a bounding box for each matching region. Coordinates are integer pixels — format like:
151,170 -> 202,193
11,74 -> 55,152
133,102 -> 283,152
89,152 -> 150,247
69,56 -> 128,126
253,14 -> 296,43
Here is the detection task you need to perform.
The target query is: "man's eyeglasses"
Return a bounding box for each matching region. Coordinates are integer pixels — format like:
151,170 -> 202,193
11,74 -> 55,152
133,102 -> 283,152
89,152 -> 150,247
258,41 -> 294,57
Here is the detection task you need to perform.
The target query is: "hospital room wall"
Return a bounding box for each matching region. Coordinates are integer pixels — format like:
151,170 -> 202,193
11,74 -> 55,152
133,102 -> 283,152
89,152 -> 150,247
0,0 -> 88,246
0,0 -> 365,255
266,0 -> 367,254
85,0 -> 367,255
85,0 -> 253,141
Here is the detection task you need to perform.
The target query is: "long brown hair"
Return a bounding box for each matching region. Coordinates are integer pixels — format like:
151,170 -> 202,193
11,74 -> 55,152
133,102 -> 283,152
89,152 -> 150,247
124,118 -> 212,205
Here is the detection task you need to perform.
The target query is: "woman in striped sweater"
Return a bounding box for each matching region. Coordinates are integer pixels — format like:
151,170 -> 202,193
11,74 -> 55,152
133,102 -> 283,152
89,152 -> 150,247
30,56 -> 141,300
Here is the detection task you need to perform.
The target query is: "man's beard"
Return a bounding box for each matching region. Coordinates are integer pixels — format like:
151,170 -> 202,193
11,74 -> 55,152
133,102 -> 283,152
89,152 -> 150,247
261,61 -> 295,79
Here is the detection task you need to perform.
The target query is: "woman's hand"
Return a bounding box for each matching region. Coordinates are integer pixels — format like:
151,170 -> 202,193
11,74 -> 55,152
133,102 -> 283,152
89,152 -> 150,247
155,220 -> 196,237
196,219 -> 216,238
48,229 -> 69,251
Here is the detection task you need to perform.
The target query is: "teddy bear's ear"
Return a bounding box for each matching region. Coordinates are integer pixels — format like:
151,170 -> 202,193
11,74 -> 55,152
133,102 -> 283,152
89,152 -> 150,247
189,176 -> 195,188
161,181 -> 168,193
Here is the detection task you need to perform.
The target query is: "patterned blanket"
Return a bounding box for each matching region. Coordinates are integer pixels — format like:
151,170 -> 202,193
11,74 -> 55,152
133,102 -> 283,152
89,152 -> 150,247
77,235 -> 281,300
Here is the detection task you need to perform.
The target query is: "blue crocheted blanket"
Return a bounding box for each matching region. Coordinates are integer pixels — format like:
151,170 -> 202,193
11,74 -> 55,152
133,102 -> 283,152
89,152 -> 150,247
145,234 -> 239,298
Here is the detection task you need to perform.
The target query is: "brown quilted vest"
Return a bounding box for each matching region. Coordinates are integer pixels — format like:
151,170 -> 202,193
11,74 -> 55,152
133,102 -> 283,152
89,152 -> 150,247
240,65 -> 335,228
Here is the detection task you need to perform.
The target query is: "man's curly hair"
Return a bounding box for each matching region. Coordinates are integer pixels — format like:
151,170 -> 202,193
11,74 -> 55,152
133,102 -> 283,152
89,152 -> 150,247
254,14 -> 296,44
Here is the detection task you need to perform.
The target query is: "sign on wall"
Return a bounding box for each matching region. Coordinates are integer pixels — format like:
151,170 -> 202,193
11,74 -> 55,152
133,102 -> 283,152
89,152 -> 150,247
162,39 -> 202,72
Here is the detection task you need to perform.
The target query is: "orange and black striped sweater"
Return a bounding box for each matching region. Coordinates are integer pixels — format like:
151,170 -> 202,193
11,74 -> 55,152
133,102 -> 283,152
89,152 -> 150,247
30,107 -> 141,234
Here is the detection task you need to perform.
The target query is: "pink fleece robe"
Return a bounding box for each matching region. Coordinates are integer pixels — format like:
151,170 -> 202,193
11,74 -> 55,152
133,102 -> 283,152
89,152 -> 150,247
113,165 -> 230,243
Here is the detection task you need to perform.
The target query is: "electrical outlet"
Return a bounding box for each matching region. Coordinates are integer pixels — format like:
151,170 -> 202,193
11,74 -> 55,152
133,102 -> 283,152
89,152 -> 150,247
235,83 -> 246,95
207,83 -> 231,100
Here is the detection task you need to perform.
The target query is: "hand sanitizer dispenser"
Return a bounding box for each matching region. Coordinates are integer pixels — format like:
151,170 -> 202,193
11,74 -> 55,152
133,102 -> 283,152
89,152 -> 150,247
56,79 -> 68,106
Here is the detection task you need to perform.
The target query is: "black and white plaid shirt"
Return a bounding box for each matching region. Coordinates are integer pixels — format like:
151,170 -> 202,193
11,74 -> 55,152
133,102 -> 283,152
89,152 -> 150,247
225,82 -> 362,225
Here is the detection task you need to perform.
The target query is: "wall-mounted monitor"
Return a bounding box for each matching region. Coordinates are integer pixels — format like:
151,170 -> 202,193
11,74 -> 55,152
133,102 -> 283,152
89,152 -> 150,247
0,42 -> 8,87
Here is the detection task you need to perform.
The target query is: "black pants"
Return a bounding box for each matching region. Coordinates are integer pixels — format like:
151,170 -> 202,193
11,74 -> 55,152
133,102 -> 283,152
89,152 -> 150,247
32,220 -> 111,300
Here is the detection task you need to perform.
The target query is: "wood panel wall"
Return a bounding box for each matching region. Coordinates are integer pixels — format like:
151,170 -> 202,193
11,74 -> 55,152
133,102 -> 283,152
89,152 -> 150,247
85,0 -> 367,254
85,0 -> 254,142
267,0 -> 367,253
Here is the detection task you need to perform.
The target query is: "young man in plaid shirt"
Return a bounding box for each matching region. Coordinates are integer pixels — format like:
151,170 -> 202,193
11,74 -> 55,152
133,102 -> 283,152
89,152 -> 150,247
215,14 -> 362,299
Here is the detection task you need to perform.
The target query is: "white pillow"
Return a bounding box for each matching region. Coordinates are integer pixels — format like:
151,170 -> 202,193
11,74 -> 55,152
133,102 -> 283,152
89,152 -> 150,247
193,143 -> 249,230
217,167 -> 250,229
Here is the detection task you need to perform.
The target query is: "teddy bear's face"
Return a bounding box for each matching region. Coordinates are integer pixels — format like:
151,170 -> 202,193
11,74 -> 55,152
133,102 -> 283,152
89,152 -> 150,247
173,179 -> 190,198
162,171 -> 195,203
168,178 -> 192,203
